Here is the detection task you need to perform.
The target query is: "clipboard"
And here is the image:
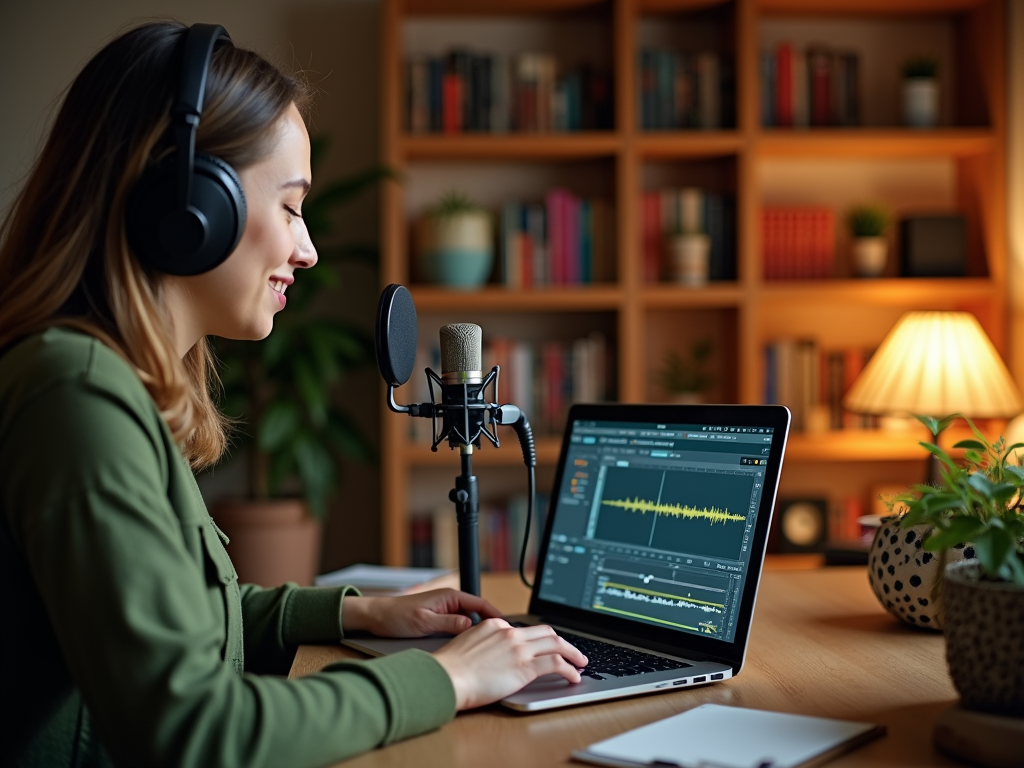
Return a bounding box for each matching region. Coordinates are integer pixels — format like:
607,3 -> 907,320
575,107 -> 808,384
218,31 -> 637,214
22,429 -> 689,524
571,704 -> 885,768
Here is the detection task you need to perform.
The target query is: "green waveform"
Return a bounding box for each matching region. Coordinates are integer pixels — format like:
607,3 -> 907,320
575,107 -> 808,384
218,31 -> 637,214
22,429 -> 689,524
601,496 -> 745,525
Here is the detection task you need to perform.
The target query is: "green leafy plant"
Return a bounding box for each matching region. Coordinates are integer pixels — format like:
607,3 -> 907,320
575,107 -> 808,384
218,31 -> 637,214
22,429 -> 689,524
428,190 -> 487,219
891,414 -> 1024,586
903,56 -> 939,79
213,137 -> 393,520
658,339 -> 715,394
847,205 -> 890,238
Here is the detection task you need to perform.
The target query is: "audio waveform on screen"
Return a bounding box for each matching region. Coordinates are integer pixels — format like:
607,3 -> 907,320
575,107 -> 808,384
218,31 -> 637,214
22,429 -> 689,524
601,497 -> 745,525
598,582 -> 724,613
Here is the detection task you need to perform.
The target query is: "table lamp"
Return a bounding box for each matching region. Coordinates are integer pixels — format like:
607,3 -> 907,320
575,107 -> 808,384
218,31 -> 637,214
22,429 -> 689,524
843,310 -> 1023,483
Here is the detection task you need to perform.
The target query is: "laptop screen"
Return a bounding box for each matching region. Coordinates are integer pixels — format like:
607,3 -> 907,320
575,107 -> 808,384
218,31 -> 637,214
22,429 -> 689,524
537,417 -> 777,645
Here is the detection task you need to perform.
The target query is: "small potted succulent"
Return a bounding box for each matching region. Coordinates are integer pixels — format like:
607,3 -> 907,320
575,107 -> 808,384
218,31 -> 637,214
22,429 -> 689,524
902,56 -> 939,128
657,339 -> 714,404
415,191 -> 494,289
846,204 -> 890,278
892,414 -> 1023,717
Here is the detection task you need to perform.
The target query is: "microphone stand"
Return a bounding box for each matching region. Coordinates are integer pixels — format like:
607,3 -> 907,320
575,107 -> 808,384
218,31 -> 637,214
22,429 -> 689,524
451,447 -> 480,597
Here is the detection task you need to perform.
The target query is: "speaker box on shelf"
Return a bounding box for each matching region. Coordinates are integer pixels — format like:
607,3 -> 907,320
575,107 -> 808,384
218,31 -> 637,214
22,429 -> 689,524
899,215 -> 967,277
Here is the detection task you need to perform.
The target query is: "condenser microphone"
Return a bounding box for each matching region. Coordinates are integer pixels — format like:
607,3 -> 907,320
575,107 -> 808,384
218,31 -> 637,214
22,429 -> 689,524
438,323 -> 490,449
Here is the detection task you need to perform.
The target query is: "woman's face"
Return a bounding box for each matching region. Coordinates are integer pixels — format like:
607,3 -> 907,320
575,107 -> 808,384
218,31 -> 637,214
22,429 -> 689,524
164,102 -> 316,353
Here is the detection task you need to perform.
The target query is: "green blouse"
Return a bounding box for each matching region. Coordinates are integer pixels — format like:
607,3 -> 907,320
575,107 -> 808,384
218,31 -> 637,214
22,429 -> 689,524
0,327 -> 455,767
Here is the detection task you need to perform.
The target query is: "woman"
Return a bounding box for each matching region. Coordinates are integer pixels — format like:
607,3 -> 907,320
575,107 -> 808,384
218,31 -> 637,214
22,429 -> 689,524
0,21 -> 585,768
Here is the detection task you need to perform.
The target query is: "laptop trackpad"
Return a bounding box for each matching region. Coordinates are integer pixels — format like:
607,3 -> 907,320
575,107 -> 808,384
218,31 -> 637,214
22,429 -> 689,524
342,635 -> 453,656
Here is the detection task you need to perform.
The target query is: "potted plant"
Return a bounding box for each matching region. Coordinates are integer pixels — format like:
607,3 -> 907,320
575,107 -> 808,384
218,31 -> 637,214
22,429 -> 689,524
415,191 -> 494,289
892,414 -> 1023,717
666,223 -> 710,287
902,56 -> 939,128
209,138 -> 382,586
657,339 -> 714,404
846,204 -> 890,278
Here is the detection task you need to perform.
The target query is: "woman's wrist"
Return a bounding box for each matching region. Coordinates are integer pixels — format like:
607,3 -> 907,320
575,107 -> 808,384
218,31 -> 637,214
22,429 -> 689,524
341,595 -> 373,632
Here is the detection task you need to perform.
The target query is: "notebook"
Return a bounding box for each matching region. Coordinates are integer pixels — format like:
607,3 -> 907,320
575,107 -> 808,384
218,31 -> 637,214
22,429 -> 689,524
572,703 -> 885,768
343,403 -> 791,711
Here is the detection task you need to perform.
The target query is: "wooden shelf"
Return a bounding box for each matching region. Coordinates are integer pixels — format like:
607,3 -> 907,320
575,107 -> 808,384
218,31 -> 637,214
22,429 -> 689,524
408,285 -> 623,312
636,132 -> 744,158
400,133 -> 621,160
756,129 -> 995,158
785,430 -> 931,461
757,278 -> 997,306
641,283 -> 746,308
758,0 -> 988,14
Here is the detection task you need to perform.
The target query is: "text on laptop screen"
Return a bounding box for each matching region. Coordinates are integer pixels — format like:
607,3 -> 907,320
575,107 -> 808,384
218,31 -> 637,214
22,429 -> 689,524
537,420 -> 774,644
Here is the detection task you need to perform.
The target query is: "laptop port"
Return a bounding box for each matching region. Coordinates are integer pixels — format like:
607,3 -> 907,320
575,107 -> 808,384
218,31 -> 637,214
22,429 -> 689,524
692,676 -> 706,683
673,680 -> 688,686
711,673 -> 724,680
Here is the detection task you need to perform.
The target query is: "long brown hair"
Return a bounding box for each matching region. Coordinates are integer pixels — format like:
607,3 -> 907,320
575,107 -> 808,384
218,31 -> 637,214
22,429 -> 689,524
0,22 -> 311,469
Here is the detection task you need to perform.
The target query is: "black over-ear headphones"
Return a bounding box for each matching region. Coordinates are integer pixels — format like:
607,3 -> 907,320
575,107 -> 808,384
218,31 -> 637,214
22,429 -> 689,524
126,23 -> 247,276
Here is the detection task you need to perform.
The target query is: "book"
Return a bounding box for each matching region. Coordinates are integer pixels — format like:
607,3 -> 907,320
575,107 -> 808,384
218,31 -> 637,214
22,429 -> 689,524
571,703 -> 884,768
314,564 -> 457,595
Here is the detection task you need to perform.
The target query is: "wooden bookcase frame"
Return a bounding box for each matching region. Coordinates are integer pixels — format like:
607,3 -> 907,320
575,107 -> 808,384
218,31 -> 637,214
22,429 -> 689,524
378,0 -> 1009,565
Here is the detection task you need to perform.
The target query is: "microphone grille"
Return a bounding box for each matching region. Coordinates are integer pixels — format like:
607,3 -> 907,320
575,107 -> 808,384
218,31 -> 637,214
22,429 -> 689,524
440,323 -> 482,373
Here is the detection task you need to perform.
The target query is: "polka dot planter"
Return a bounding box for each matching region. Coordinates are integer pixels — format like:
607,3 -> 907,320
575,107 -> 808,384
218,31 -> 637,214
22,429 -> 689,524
867,517 -> 974,631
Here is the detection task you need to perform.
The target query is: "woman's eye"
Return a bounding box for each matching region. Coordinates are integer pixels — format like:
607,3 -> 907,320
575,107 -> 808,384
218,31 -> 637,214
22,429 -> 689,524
284,205 -> 303,219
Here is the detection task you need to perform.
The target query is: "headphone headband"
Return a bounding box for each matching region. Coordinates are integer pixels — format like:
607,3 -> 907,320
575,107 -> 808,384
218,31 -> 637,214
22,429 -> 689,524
172,24 -> 231,211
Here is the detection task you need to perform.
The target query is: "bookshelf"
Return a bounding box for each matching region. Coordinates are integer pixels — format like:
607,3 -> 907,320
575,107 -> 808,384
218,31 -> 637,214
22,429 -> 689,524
378,0 -> 1010,566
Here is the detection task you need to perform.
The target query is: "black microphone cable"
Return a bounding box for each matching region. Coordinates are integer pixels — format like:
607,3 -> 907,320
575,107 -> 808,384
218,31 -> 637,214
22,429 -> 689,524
491,403 -> 537,589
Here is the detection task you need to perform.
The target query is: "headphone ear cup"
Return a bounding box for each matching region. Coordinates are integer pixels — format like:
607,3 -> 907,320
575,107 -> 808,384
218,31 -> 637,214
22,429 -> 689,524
126,152 -> 246,276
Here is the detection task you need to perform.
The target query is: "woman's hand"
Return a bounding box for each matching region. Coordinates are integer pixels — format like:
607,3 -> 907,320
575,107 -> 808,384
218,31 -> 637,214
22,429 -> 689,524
342,589 -> 503,638
432,619 -> 589,710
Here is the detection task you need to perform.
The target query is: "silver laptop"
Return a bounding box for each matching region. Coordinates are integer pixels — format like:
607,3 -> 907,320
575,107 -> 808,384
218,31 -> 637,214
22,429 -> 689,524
344,403 -> 791,711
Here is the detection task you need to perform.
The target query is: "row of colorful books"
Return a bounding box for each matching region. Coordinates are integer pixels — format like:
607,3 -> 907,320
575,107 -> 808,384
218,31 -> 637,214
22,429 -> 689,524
410,494 -> 549,572
640,189 -> 737,283
762,207 -> 835,280
500,193 -> 615,288
405,50 -> 614,134
637,49 -> 734,130
761,43 -> 861,128
764,339 -> 878,433
407,333 -> 610,442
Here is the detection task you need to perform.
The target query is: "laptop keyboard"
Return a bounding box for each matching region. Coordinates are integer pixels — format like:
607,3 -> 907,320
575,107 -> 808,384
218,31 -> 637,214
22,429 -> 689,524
514,623 -> 692,680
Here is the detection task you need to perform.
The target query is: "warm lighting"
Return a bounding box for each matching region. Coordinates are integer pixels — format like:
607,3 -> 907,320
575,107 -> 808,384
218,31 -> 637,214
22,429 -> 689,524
844,311 -> 1023,419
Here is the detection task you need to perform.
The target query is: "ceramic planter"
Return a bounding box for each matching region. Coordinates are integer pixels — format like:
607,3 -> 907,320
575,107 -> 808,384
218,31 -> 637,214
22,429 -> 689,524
668,234 -> 710,287
942,561 -> 1024,716
211,499 -> 322,587
867,517 -> 974,630
416,211 -> 494,289
852,237 -> 887,278
903,78 -> 938,128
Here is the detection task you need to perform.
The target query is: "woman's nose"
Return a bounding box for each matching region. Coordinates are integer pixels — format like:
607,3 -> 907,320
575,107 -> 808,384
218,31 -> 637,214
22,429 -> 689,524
290,217 -> 318,269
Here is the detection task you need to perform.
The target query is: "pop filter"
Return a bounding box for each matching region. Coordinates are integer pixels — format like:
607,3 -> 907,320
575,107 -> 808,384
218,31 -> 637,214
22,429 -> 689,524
375,284 -> 418,387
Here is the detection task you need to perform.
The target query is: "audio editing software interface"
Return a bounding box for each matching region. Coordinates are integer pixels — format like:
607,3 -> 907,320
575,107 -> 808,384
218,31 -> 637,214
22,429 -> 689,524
538,420 -> 774,644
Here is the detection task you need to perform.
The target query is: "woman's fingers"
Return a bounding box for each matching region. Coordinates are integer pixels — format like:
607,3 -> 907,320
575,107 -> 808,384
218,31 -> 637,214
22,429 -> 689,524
431,620 -> 589,710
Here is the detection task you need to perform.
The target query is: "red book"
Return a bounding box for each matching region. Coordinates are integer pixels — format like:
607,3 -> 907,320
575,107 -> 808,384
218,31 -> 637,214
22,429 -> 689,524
442,73 -> 462,133
808,47 -> 831,127
775,43 -> 793,128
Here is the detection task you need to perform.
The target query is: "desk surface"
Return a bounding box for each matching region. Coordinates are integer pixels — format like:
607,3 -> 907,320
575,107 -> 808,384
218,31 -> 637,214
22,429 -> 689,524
290,567 -> 960,768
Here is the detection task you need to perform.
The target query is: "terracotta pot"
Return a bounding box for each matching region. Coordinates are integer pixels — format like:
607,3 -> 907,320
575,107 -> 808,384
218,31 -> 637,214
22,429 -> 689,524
415,211 -> 493,289
851,237 -> 887,278
211,499 -> 322,587
942,561 -> 1024,717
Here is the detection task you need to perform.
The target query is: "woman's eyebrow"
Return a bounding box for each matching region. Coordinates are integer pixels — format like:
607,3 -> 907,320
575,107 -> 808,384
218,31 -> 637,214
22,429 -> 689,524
281,178 -> 311,194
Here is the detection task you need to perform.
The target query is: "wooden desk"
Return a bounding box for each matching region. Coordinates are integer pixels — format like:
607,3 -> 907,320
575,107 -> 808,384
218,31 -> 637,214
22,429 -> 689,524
290,567 -> 960,767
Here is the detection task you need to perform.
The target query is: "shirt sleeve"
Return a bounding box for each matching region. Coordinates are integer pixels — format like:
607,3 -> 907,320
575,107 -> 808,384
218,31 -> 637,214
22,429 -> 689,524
2,368 -> 455,768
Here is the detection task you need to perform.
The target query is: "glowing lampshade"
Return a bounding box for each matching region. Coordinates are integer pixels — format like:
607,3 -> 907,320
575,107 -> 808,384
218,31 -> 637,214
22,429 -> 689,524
844,311 -> 1023,418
